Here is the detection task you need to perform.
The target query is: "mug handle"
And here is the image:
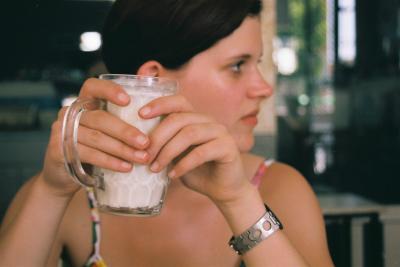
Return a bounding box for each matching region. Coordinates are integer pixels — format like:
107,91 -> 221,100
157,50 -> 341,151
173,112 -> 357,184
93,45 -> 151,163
62,98 -> 105,188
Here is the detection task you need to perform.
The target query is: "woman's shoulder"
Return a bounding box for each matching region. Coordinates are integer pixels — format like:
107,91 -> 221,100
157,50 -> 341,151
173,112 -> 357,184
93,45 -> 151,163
259,161 -> 319,214
261,161 -> 310,193
243,154 -> 307,189
258,161 -> 334,266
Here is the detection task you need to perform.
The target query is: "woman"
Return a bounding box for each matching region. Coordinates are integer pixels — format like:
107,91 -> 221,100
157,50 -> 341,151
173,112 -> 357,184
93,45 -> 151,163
0,0 -> 334,266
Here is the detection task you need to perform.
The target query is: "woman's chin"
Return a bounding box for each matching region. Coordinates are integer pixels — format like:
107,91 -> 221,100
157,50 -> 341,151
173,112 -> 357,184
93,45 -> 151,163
235,134 -> 255,153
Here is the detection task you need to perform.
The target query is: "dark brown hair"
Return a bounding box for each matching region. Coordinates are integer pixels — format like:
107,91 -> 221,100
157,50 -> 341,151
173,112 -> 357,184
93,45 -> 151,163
101,0 -> 262,74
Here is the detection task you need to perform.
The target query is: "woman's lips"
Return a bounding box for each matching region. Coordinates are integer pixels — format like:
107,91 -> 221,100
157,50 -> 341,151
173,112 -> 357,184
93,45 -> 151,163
241,111 -> 259,126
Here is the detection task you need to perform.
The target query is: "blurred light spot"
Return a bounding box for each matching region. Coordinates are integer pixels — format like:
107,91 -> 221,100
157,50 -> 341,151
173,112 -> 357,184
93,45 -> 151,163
298,94 -> 310,106
80,32 -> 102,52
338,0 -> 356,65
314,146 -> 327,174
274,47 -> 298,75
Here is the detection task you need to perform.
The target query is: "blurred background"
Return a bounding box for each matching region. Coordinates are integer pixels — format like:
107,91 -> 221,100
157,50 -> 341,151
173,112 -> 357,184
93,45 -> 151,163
0,0 -> 399,266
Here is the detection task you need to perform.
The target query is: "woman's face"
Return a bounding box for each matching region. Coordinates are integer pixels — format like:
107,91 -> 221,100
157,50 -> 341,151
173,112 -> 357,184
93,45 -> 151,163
168,17 -> 273,152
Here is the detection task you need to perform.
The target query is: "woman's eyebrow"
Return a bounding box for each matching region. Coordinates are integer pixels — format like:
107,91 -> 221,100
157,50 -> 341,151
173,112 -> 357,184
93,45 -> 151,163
226,51 -> 263,62
226,54 -> 252,61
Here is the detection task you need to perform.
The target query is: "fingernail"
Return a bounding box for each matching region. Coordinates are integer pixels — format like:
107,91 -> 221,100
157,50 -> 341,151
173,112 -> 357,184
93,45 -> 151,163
150,161 -> 159,172
118,93 -> 130,103
121,161 -> 132,170
136,135 -> 149,146
134,150 -> 148,160
140,106 -> 151,116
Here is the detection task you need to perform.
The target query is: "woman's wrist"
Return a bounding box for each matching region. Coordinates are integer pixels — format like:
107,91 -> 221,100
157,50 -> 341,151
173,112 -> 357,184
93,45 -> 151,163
34,172 -> 77,200
214,183 -> 266,235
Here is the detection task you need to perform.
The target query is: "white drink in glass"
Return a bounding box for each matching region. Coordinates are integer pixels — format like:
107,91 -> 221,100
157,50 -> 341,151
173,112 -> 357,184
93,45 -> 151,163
62,74 -> 177,216
94,88 -> 170,215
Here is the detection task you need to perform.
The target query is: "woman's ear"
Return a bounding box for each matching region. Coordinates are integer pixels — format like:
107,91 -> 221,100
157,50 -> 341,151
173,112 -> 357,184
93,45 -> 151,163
137,61 -> 165,77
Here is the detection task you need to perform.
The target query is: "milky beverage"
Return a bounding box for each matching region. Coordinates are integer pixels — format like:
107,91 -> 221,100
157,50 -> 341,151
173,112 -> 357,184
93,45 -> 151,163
93,86 -> 170,215
62,74 -> 177,216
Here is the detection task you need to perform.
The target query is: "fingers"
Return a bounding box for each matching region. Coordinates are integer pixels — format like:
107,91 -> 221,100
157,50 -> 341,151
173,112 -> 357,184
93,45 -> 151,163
77,144 -> 133,172
51,109 -> 144,173
149,123 -> 226,172
139,95 -> 194,118
79,110 -> 149,150
79,78 -> 131,106
146,113 -> 213,161
58,84 -> 235,179
168,136 -> 238,178
77,126 -> 149,164
74,109 -> 151,171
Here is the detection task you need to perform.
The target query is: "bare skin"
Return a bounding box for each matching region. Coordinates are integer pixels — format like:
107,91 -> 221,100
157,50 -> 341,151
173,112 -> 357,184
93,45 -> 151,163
0,17 -> 334,267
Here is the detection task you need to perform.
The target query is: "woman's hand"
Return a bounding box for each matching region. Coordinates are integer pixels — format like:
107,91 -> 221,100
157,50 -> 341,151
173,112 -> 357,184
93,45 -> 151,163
40,78 -> 150,197
139,94 -> 252,205
40,77 -> 250,204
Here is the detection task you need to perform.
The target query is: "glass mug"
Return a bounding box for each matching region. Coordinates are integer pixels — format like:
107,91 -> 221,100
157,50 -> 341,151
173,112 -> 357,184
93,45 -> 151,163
62,74 -> 178,216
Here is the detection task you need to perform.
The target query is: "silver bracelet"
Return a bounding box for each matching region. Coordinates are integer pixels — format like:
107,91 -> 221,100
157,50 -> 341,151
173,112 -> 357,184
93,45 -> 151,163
229,204 -> 283,255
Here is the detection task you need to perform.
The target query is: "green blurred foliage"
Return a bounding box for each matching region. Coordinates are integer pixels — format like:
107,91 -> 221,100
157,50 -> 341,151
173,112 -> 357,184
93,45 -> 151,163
282,0 -> 327,79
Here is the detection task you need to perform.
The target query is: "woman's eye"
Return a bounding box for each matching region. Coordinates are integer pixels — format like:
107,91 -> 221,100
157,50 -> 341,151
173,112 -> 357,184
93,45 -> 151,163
231,60 -> 245,73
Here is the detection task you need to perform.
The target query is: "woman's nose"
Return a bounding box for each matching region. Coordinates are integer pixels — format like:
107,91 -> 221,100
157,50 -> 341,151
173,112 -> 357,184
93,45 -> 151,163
247,72 -> 274,99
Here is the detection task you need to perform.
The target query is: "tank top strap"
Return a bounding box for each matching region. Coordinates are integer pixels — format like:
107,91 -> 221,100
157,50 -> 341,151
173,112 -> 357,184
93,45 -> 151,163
250,159 -> 275,188
84,187 -> 107,267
